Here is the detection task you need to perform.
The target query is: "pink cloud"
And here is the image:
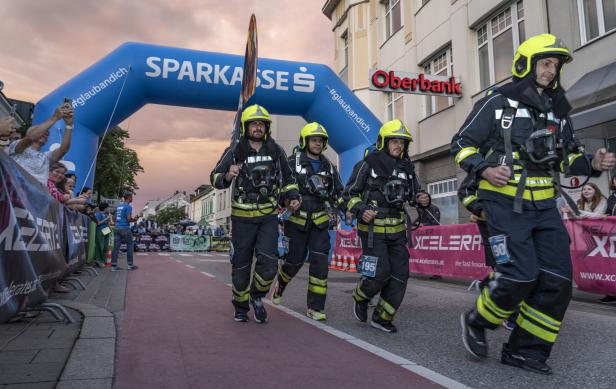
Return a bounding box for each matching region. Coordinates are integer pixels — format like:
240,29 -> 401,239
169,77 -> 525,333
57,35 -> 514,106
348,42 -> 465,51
0,1 -> 333,212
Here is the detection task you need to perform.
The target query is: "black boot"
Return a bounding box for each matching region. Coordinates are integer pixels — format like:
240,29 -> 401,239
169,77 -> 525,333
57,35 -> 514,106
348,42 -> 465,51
501,343 -> 552,375
460,311 -> 488,358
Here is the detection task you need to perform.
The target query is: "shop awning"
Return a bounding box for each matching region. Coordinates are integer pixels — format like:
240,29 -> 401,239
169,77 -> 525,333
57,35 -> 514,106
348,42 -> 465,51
568,61 -> 616,129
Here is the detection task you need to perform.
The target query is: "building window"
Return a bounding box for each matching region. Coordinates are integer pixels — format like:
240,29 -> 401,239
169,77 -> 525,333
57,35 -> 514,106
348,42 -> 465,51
340,30 -> 349,85
423,48 -> 454,117
578,0 -> 616,44
387,92 -> 404,121
476,1 -> 525,91
385,0 -> 402,40
427,178 -> 458,225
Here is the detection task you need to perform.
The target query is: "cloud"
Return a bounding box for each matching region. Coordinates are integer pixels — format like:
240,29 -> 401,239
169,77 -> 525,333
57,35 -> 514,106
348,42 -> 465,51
0,0 -> 334,212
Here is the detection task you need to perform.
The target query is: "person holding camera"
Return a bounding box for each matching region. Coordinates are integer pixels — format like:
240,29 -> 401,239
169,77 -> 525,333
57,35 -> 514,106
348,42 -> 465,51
9,102 -> 74,186
270,123 -> 344,321
0,115 -> 18,153
210,104 -> 300,324
111,192 -> 139,271
343,119 -> 426,333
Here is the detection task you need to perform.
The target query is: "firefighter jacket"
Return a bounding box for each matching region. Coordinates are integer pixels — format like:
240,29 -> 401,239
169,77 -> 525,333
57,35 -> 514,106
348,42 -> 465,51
210,138 -> 299,218
451,76 -> 597,211
343,150 -> 421,235
287,151 -> 344,229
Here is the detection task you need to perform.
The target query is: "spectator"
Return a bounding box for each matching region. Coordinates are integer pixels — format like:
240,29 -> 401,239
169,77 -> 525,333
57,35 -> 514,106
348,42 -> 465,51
47,162 -> 86,207
111,192 -> 138,271
0,115 -> 18,153
9,103 -> 74,186
606,176 -> 616,217
561,183 -> 607,219
414,193 -> 441,227
414,193 -> 442,280
94,202 -> 112,267
599,176 -> 616,304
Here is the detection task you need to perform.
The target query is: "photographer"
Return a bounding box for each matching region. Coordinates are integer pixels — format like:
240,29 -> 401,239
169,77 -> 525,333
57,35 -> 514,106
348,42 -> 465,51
0,115 -> 18,153
9,102 -> 74,186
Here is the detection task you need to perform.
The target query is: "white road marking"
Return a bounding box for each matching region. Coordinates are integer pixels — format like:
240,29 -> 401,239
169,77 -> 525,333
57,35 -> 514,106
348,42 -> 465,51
178,253 -> 192,257
175,260 -> 182,263
185,265 -> 195,269
199,259 -> 228,263
136,253 -> 147,256
201,271 -> 215,278
266,302 -> 470,389
158,253 -> 170,256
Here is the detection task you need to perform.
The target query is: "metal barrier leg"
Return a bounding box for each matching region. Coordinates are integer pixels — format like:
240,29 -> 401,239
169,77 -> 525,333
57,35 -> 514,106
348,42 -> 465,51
62,278 -> 87,290
25,306 -> 64,322
36,303 -> 75,324
81,266 -> 99,276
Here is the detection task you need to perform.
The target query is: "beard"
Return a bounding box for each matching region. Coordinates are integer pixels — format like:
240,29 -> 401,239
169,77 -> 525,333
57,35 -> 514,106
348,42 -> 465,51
248,132 -> 265,142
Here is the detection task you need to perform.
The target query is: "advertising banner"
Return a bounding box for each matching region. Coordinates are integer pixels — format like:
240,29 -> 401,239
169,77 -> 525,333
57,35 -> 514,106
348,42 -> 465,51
408,224 -> 490,280
65,210 -> 89,273
170,234 -> 210,251
566,219 -> 616,295
330,229 -> 362,271
0,153 -> 67,323
210,236 -> 230,252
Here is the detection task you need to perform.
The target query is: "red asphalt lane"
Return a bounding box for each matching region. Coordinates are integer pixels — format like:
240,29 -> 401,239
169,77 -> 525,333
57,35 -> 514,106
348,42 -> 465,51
115,255 -> 443,389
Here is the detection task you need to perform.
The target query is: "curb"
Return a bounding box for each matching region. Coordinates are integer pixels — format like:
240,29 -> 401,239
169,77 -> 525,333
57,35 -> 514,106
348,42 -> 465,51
50,300 -> 116,389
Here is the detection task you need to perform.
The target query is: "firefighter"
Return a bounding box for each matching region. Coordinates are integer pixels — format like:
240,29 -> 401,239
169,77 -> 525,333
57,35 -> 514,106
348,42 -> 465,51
344,119 -> 428,333
210,104 -> 300,324
270,122 -> 344,321
452,33 -> 615,374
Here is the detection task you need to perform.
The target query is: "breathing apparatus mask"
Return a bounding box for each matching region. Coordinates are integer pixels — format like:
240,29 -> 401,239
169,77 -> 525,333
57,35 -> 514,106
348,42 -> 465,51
382,179 -> 409,205
307,174 -> 331,199
249,165 -> 274,196
522,128 -> 559,166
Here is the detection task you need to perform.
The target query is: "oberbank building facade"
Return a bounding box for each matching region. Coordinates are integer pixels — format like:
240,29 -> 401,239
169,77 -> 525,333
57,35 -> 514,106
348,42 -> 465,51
322,0 -> 616,224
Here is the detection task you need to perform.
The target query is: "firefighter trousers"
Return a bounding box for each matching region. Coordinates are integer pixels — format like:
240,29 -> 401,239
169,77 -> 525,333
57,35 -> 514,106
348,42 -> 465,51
469,199 -> 572,362
278,222 -> 330,311
353,232 -> 409,323
230,215 -> 278,314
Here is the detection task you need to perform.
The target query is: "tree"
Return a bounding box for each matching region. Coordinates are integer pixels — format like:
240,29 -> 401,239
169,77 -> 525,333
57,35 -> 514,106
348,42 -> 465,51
154,205 -> 187,225
94,126 -> 144,199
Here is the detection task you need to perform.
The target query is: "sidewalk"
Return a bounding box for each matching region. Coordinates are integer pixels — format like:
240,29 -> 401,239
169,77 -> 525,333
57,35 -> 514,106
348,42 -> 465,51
0,258 -> 129,389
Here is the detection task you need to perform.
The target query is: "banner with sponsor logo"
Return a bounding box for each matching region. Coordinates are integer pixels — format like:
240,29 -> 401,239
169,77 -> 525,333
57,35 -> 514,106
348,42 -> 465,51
170,234 -> 210,251
0,152 -> 67,323
210,236 -> 230,252
566,219 -> 616,295
330,229 -> 362,271
134,233 -> 170,251
65,210 -> 89,273
409,224 -> 490,280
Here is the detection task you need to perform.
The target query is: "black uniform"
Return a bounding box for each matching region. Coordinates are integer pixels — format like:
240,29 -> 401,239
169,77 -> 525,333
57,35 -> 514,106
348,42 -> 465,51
210,138 -> 299,314
457,174 -> 494,267
343,150 -> 421,324
277,151 -> 344,311
451,76 -> 597,362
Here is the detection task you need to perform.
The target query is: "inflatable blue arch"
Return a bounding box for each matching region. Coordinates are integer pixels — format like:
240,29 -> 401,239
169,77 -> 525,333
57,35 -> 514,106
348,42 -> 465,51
33,42 -> 381,190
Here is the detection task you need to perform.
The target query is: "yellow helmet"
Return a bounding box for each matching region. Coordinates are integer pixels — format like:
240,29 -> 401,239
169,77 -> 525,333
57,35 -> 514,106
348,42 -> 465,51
299,122 -> 328,151
376,119 -> 412,152
240,104 -> 271,137
512,34 -> 572,80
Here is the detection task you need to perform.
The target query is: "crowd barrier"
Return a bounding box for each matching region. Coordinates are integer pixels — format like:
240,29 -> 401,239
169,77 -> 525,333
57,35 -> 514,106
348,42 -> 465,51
331,221 -> 616,296
0,152 -> 90,323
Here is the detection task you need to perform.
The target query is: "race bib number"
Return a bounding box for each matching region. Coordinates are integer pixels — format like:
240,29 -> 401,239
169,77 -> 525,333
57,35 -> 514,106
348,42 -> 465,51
488,235 -> 511,265
358,255 -> 378,278
101,227 -> 112,236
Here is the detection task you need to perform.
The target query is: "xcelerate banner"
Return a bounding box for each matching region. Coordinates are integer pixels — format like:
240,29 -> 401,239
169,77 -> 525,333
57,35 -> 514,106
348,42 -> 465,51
566,219 -> 616,295
169,234 -> 210,251
0,152 -> 67,323
409,223 -> 490,280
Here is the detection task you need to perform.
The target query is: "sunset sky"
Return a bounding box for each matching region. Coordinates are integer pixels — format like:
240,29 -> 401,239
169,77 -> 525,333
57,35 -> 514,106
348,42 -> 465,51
0,0 -> 334,210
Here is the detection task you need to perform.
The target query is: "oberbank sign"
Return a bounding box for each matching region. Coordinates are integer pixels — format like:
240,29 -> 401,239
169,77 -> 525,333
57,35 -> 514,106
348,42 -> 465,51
369,69 -> 462,97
